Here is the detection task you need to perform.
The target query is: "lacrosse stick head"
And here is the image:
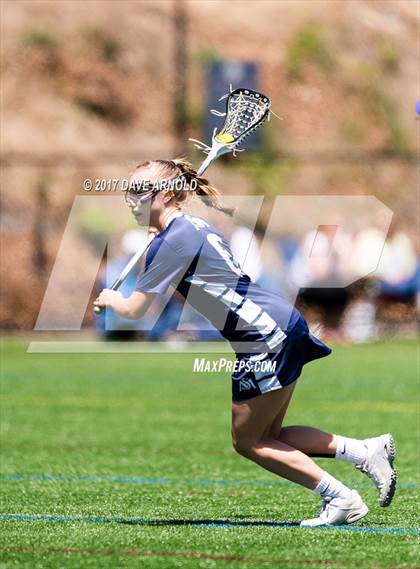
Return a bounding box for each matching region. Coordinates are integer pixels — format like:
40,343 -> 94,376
192,88 -> 271,176
214,88 -> 271,146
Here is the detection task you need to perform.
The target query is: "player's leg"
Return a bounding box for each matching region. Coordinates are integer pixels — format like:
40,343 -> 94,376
267,382 -> 373,461
278,426 -> 342,458
231,386 -> 368,525
264,377 -> 396,507
232,384 -> 324,488
265,382 -> 296,439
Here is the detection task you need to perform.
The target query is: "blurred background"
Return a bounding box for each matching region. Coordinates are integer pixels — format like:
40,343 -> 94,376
1,0 -> 418,343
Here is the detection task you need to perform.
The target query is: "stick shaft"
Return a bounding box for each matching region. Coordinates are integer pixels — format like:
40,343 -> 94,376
196,153 -> 214,176
93,235 -> 154,314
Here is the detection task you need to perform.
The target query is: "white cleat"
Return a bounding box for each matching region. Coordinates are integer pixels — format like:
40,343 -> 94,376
300,490 -> 368,527
356,433 -> 397,507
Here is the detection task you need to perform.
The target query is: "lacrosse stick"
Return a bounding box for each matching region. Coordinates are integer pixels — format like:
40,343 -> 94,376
93,87 -> 271,314
190,87 -> 271,175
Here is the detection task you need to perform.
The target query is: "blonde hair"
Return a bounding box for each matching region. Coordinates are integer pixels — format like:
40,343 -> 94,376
131,158 -> 234,216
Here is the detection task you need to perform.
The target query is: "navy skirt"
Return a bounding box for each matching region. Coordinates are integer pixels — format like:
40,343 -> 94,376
232,315 -> 332,402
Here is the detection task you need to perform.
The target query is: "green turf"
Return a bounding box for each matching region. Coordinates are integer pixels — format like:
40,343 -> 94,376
1,337 -> 419,568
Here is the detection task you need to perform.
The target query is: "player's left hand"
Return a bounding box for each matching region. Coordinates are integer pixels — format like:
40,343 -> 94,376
94,289 -> 123,309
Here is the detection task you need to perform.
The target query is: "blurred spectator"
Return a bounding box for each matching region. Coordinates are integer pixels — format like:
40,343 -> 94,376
290,225 -> 353,287
345,222 -> 418,340
351,225 -> 388,280
374,223 -> 419,332
290,225 -> 353,338
341,280 -> 378,343
352,221 -> 418,302
376,223 -> 418,298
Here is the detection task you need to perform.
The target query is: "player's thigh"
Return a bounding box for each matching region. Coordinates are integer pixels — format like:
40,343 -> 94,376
231,383 -> 296,444
268,382 -> 296,439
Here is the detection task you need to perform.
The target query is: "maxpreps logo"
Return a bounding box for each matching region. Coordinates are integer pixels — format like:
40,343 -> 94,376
192,358 -> 275,374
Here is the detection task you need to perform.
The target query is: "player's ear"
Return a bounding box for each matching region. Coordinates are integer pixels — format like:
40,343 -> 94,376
162,190 -> 174,204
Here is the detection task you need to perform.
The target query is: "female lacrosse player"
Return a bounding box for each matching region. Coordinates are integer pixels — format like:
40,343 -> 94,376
94,159 -> 396,526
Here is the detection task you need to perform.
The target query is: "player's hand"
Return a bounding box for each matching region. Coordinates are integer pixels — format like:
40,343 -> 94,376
94,289 -> 123,309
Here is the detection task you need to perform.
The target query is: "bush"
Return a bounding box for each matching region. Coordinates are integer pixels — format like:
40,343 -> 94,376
22,29 -> 59,51
21,29 -> 61,73
196,46 -> 223,64
286,24 -> 336,81
379,42 -> 400,73
82,26 -> 122,63
340,120 -> 366,145
362,67 -> 411,156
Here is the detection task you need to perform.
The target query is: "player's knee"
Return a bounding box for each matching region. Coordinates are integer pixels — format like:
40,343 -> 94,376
277,426 -> 302,447
277,425 -> 291,441
231,431 -> 257,458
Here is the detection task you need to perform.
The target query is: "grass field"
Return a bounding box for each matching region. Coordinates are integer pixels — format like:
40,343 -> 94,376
0,337 -> 419,568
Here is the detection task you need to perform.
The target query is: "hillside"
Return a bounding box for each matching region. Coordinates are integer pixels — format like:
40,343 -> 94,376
0,0 -> 418,328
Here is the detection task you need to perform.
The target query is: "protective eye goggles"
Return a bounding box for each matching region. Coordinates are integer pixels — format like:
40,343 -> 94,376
124,174 -> 192,206
124,189 -> 155,206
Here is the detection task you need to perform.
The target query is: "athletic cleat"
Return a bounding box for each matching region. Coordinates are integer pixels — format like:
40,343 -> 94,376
300,490 -> 368,527
356,433 -> 397,507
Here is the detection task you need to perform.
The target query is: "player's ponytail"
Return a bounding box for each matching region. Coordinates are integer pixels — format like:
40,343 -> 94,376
131,158 -> 235,216
170,158 -> 235,217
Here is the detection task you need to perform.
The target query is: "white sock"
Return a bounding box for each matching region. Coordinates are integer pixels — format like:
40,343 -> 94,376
334,435 -> 367,465
314,472 -> 353,500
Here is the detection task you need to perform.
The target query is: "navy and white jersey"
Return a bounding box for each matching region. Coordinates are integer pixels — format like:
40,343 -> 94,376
135,214 -> 300,353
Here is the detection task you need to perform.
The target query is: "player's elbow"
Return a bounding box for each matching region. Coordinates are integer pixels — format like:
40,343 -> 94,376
124,292 -> 152,320
125,308 -> 142,320
124,302 -> 145,320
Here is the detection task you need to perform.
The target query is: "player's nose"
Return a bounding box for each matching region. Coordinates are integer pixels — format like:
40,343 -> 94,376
125,195 -> 137,211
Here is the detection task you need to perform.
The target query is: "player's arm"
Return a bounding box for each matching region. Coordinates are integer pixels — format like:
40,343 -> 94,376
93,289 -> 155,320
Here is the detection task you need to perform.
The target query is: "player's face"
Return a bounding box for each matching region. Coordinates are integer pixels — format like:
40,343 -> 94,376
125,189 -> 154,226
126,165 -> 167,228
